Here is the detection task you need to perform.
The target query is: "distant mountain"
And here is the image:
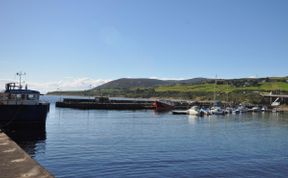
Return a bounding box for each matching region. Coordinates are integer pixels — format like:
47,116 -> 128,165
95,77 -> 209,89
95,78 -> 169,89
176,78 -> 211,84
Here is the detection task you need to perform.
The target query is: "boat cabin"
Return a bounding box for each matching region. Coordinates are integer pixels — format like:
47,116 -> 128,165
0,83 -> 40,105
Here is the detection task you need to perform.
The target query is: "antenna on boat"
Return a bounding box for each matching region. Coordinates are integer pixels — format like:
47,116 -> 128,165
16,72 -> 26,89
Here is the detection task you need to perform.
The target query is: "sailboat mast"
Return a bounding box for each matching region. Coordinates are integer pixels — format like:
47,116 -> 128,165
226,81 -> 229,102
214,75 -> 217,101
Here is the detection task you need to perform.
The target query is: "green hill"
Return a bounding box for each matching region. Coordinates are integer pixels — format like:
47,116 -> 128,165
47,77 -> 288,104
95,77 -> 209,89
96,78 -> 170,89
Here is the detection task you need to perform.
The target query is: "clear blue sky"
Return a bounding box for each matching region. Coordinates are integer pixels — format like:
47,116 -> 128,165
0,0 -> 287,86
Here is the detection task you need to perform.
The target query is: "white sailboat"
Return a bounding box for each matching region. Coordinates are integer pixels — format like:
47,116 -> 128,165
271,98 -> 280,107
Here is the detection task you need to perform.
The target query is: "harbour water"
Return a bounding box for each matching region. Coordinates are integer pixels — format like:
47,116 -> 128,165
7,96 -> 288,177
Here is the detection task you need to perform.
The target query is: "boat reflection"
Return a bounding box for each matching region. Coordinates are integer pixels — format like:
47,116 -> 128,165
4,126 -> 46,157
188,115 -> 200,125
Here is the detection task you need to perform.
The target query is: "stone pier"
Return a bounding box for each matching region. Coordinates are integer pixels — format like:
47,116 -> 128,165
0,130 -> 54,178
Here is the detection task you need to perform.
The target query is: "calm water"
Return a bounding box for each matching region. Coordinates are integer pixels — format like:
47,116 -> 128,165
9,96 -> 288,177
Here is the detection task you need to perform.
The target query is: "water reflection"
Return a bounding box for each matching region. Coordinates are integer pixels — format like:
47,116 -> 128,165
188,115 -> 198,124
25,100 -> 288,178
4,126 -> 46,157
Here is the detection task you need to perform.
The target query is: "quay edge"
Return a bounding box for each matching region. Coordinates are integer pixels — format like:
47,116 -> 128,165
0,130 -> 54,178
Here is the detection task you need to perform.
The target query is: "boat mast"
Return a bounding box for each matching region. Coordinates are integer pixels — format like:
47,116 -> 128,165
226,80 -> 232,107
226,81 -> 229,103
214,75 -> 217,101
16,72 -> 26,89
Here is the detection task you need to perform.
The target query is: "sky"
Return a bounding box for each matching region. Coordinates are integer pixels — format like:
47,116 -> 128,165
0,0 -> 287,92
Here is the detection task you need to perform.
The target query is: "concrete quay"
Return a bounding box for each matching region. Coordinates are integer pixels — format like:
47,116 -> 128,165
0,130 -> 54,178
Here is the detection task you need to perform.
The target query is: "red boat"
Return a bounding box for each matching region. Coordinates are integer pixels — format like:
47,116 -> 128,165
152,100 -> 175,111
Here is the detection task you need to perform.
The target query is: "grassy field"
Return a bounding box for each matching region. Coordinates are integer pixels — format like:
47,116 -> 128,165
155,82 -> 288,93
156,83 -> 232,93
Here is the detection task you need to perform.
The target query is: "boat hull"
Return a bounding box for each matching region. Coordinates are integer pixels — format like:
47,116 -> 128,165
152,101 -> 175,111
172,110 -> 188,115
0,103 -> 49,129
56,102 -> 151,110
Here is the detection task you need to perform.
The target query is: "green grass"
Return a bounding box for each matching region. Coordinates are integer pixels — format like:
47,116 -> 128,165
234,82 -> 288,92
156,84 -> 233,93
259,82 -> 288,91
155,82 -> 288,93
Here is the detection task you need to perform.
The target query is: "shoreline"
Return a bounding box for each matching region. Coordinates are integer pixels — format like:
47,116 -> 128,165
52,95 -> 288,113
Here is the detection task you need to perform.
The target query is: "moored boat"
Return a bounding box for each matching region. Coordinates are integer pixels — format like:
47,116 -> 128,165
249,106 -> 261,112
234,105 -> 248,114
0,82 -> 50,129
172,106 -> 206,116
224,107 -> 233,114
172,110 -> 188,115
261,106 -> 267,112
210,106 -> 225,115
187,106 -> 204,116
152,100 -> 175,111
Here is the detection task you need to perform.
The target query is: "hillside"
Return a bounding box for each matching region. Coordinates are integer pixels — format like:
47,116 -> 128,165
47,77 -> 288,104
96,78 -> 170,89
95,77 -> 209,89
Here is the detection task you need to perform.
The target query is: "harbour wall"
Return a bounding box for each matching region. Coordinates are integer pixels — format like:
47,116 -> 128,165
0,130 -> 54,178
